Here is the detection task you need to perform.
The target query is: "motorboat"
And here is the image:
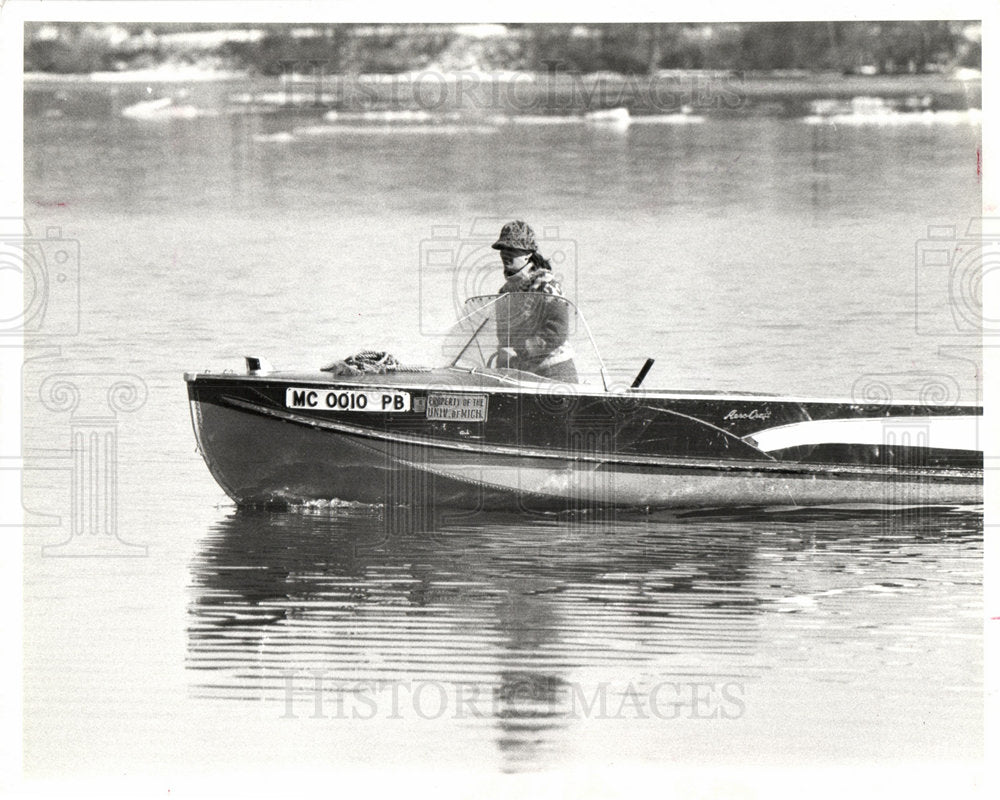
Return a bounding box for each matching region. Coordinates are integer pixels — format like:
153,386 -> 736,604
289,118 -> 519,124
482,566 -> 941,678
185,293 -> 983,509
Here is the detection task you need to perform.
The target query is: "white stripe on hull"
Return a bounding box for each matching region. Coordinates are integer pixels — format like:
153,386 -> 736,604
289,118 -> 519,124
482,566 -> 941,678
748,415 -> 979,453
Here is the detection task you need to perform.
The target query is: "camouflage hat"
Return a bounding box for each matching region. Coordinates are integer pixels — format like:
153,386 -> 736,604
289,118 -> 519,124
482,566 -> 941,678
491,220 -> 538,252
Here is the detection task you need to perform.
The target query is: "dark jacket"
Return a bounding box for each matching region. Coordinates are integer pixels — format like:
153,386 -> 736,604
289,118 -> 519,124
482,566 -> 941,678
495,267 -> 576,381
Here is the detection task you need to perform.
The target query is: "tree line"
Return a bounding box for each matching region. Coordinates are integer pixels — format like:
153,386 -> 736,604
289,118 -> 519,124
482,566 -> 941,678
25,21 -> 980,75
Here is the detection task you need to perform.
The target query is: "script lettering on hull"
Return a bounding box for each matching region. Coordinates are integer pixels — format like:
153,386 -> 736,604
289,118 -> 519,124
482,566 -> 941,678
723,408 -> 773,422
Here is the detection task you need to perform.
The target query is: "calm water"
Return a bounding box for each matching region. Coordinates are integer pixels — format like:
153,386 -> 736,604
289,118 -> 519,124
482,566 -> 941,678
20,78 -> 982,778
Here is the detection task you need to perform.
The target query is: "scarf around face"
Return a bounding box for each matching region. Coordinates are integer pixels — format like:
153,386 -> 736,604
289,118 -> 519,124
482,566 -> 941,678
499,267 -> 564,296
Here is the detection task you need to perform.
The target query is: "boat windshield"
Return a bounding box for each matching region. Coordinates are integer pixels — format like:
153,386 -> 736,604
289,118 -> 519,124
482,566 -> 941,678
441,294 -> 607,386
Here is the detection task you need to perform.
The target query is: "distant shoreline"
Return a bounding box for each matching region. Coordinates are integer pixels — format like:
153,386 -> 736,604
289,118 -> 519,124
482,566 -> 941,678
24,69 -> 982,117
24,67 -> 982,85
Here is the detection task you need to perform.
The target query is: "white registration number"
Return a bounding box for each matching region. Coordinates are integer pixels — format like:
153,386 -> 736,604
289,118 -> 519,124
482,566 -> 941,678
285,387 -> 411,413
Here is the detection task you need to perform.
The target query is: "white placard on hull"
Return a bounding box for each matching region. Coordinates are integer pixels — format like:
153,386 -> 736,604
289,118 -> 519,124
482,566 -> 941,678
285,387 -> 411,412
426,392 -> 488,422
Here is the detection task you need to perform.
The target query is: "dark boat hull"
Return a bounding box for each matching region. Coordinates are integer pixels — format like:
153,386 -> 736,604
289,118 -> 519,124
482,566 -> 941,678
186,370 -> 982,509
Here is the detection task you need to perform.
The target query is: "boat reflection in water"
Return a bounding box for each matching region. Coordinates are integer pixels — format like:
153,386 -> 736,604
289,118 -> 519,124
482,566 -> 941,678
187,504 -> 982,770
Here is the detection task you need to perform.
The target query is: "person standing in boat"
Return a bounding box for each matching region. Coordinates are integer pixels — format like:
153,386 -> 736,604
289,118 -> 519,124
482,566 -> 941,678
491,220 -> 578,382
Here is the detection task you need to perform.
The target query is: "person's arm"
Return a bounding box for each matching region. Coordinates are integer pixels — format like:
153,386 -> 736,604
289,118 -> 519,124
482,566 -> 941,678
523,295 -> 568,356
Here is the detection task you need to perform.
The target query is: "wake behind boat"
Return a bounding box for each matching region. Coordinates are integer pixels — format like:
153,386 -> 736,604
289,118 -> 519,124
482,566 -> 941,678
185,294 -> 982,510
